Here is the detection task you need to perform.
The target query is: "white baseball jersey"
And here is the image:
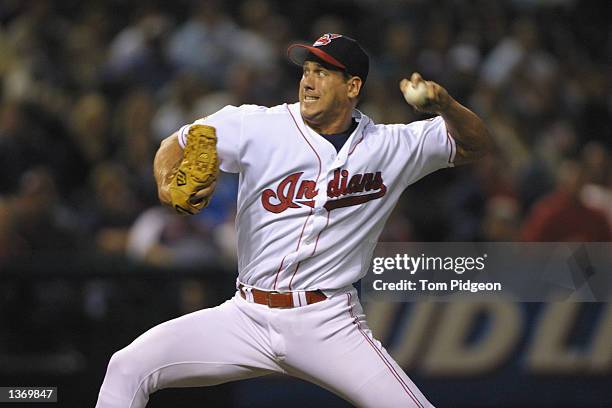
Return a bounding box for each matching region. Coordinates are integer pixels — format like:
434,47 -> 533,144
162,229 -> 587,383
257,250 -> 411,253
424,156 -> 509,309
179,102 -> 455,291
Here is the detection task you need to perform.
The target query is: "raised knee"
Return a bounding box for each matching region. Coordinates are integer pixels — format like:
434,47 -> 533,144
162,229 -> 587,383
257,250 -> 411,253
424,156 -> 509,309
107,347 -> 140,380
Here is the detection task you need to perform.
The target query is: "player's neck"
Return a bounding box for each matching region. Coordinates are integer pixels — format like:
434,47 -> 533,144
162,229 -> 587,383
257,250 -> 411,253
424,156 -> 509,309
304,111 -> 353,135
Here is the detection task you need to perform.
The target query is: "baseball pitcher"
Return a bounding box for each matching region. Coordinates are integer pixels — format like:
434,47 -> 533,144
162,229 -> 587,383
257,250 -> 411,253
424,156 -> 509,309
96,34 -> 490,408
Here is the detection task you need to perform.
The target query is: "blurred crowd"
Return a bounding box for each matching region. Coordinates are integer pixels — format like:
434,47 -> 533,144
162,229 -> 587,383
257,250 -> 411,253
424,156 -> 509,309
1,0 -> 611,269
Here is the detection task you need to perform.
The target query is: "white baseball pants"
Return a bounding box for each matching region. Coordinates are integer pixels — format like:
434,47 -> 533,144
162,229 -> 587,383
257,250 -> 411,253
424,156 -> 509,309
95,287 -> 435,408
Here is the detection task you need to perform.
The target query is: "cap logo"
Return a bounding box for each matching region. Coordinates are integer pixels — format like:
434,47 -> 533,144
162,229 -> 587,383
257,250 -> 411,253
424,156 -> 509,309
313,33 -> 342,47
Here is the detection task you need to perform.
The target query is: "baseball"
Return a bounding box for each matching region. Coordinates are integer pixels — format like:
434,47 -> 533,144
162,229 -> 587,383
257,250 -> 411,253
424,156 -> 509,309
402,81 -> 429,106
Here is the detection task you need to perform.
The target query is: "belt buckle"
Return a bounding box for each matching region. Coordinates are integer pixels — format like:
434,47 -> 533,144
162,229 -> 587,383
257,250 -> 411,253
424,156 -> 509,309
267,291 -> 288,308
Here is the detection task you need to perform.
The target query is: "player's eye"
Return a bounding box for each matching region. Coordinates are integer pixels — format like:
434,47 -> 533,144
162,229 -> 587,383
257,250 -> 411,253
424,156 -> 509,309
302,66 -> 326,78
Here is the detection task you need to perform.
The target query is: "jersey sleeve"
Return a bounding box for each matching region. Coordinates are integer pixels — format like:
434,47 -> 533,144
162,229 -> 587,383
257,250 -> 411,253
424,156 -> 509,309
177,105 -> 246,173
394,116 -> 456,187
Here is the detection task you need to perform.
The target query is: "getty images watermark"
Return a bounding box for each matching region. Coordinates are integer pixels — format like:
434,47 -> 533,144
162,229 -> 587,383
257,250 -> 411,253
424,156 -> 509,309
362,242 -> 612,302
371,253 -> 500,293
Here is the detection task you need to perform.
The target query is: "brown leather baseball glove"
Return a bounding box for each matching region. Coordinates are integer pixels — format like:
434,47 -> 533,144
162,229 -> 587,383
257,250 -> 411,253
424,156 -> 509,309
169,124 -> 219,215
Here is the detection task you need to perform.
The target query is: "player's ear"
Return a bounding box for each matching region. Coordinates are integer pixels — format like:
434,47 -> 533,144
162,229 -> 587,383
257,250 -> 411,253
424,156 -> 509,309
347,76 -> 362,99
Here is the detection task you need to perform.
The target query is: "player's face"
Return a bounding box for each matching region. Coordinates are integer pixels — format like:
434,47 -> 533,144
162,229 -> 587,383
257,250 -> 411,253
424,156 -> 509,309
299,61 -> 354,129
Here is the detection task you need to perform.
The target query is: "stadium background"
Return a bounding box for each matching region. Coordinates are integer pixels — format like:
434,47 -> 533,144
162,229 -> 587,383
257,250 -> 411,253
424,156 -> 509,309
0,0 -> 610,406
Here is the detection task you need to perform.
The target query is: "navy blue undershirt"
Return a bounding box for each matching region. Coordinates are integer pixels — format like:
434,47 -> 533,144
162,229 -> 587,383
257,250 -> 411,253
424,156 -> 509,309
318,119 -> 358,153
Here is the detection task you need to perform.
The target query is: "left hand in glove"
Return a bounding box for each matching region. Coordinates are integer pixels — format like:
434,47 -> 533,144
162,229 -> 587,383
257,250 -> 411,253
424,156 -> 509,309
169,124 -> 219,215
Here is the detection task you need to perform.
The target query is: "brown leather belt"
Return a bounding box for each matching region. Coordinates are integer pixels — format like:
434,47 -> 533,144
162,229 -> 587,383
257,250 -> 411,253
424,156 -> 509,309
239,284 -> 327,308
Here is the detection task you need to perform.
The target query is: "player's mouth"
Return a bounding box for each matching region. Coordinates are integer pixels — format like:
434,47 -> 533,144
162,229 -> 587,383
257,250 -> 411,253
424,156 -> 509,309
303,95 -> 320,103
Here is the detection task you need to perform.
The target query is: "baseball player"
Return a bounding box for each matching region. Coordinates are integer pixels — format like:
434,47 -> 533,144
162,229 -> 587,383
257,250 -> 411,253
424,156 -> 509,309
96,34 -> 490,408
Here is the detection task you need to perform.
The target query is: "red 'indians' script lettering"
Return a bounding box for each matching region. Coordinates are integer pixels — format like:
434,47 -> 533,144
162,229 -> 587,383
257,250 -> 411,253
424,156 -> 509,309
261,169 -> 387,213
324,169 -> 386,211
261,172 -> 318,213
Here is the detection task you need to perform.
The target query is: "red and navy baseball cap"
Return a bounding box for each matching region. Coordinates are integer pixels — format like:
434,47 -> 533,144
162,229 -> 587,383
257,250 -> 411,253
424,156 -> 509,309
288,33 -> 369,85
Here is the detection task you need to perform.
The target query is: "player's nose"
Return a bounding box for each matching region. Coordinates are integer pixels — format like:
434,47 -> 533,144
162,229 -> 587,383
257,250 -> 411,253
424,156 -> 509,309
301,74 -> 315,90
303,83 -> 315,92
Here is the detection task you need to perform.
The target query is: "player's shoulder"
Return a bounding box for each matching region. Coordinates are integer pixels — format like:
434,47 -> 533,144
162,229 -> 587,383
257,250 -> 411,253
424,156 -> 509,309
367,115 -> 445,137
213,103 -> 292,118
210,104 -> 264,117
243,103 -> 293,116
195,104 -> 283,124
